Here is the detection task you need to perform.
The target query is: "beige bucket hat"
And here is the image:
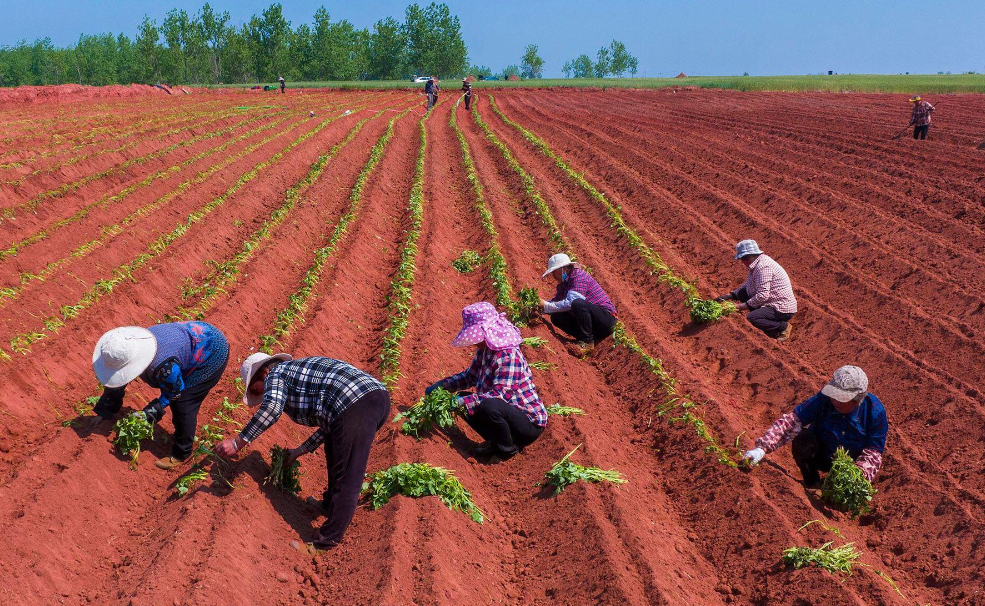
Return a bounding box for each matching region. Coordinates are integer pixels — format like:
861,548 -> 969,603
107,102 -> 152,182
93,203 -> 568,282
821,365 -> 869,403
92,326 -> 157,388
240,352 -> 293,405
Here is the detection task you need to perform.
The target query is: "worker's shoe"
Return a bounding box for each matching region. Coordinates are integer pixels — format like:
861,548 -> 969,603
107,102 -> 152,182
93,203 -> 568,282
567,340 -> 595,357
776,324 -> 793,342
290,540 -> 321,557
472,442 -> 496,456
154,456 -> 183,470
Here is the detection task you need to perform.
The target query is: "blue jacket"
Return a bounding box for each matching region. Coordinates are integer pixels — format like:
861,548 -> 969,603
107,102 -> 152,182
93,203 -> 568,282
794,392 -> 888,460
139,321 -> 228,408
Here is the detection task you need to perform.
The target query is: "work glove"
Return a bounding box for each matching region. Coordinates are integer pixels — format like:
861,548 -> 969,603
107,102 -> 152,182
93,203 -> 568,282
424,382 -> 441,396
742,447 -> 766,466
141,399 -> 166,424
92,387 -> 125,418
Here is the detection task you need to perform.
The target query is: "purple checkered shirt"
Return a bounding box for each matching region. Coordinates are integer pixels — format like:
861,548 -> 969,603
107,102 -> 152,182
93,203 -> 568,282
551,267 -> 616,315
436,346 -> 547,427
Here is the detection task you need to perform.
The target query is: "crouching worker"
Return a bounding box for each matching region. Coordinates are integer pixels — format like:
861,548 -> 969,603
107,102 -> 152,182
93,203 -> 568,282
716,239 -> 797,341
742,366 -> 888,487
539,253 -> 617,357
427,302 -> 547,461
90,322 -> 229,469
215,353 -> 390,554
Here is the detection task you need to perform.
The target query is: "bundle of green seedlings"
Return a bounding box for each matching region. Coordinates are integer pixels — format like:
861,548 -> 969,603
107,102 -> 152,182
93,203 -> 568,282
512,287 -> 542,326
392,387 -> 461,438
265,445 -> 302,494
782,541 -> 861,576
520,336 -> 548,348
546,405 -> 584,416
544,444 -> 627,495
451,249 -> 482,273
362,462 -> 484,523
821,447 -> 876,517
528,360 -> 557,371
686,296 -> 738,324
175,468 -> 209,496
112,411 -> 154,469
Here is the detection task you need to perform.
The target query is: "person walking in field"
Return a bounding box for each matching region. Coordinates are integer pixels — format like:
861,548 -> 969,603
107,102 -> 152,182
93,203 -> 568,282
426,302 -> 547,461
742,366 -> 888,487
89,321 -> 229,470
215,353 -> 390,554
278,76 -> 286,94
424,76 -> 439,110
715,239 -> 797,341
537,253 -> 617,357
908,95 -> 934,140
461,78 -> 473,110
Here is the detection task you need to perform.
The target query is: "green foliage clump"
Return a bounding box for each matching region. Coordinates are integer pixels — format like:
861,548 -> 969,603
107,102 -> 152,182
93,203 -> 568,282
544,445 -> 626,495
451,250 -> 482,273
821,447 -> 876,517
686,297 -> 737,324
175,468 -> 209,496
393,387 -> 461,438
112,412 -> 154,469
265,445 -> 302,494
782,541 -> 861,576
528,360 -> 556,371
520,336 -> 547,348
546,405 -> 584,416
512,287 -> 541,325
362,463 -> 484,523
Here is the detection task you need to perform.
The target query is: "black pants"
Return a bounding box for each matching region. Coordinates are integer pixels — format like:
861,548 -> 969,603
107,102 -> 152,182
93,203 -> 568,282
464,397 -> 544,457
550,298 -> 616,343
464,93 -> 472,110
735,286 -> 795,338
94,355 -> 229,460
791,429 -> 833,486
427,92 -> 437,109
314,389 -> 391,549
913,124 -> 929,140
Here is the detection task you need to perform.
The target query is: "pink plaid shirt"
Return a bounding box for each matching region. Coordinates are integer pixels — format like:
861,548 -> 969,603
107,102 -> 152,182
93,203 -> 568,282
436,346 -> 547,426
734,254 -> 797,314
911,101 -> 934,126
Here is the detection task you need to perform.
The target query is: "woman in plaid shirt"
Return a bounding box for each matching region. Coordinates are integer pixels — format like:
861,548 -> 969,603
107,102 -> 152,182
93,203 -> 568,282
428,302 -> 547,461
716,239 -> 797,341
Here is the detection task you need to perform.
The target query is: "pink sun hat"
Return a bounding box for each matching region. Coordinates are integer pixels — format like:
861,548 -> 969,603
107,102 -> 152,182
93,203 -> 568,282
451,302 -> 522,350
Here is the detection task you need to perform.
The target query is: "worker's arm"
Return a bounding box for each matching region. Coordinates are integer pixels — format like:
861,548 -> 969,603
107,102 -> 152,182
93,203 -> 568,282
460,350 -> 516,414
543,289 -> 586,314
754,411 -> 803,454
239,374 -> 289,444
855,406 -> 889,482
434,352 -> 481,393
297,428 -> 327,455
92,385 -> 127,418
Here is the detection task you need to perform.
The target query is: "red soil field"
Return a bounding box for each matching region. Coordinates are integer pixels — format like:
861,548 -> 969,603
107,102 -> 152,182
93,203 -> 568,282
0,85 -> 982,606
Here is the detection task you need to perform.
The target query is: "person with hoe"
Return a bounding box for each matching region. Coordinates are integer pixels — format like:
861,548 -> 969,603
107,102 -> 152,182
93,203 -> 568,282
278,76 -> 286,94
424,76 -> 439,110
538,253 -> 617,357
461,77 -> 474,110
715,239 -> 797,341
426,302 -> 548,462
215,353 -> 390,554
908,95 -> 935,140
89,321 -> 229,470
742,366 -> 889,487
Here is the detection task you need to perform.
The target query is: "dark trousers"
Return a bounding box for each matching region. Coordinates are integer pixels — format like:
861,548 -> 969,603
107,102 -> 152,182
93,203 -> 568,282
913,124 -> 929,140
464,397 -> 544,457
735,286 -> 795,338
427,92 -> 437,109
791,429 -> 832,486
314,389 -> 391,549
464,93 -> 472,110
550,298 -> 616,343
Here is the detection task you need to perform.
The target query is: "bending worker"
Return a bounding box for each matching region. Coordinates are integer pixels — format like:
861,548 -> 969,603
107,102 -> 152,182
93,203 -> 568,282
427,302 -> 547,461
215,353 -> 390,553
90,321 -> 229,469
909,95 -> 935,140
539,253 -> 616,356
742,366 -> 888,487
716,239 -> 796,341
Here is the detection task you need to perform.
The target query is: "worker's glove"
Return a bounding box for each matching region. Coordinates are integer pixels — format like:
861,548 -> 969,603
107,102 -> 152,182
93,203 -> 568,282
141,399 -> 166,424
92,387 -> 125,418
424,382 -> 442,396
742,447 -> 766,466
713,294 -> 734,302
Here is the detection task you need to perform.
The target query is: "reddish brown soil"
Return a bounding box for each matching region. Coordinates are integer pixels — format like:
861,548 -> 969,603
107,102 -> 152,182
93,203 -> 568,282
0,86 -> 982,606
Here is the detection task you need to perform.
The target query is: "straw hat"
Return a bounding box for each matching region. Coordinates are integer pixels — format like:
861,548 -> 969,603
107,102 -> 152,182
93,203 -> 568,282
451,302 -> 522,350
92,327 -> 157,388
240,352 -> 293,405
909,96 -> 921,102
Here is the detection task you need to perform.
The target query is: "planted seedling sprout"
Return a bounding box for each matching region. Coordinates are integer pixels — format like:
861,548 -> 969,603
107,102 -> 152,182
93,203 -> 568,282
544,444 -> 626,494
265,445 -> 302,494
112,411 -> 154,469
451,250 -> 482,273
782,541 -> 861,576
686,296 -> 737,324
546,405 -> 584,416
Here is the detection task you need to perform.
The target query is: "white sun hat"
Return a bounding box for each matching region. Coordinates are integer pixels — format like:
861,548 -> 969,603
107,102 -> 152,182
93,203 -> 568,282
734,239 -> 764,259
92,327 -> 157,388
240,352 -> 293,405
821,365 -> 869,403
542,253 -> 573,278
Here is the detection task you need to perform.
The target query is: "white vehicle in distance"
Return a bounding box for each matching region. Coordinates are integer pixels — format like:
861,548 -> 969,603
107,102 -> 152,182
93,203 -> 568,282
411,75 -> 433,83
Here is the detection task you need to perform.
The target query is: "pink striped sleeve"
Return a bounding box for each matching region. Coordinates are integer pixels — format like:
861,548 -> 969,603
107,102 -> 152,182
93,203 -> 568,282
755,412 -> 803,453
856,448 -> 883,482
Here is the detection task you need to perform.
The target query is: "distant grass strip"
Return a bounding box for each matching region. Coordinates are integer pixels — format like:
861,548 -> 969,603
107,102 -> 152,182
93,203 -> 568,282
363,462 -> 484,523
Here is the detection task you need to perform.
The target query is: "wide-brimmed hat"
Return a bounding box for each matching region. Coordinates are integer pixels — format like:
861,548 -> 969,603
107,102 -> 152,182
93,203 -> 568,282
909,95 -> 921,102
821,365 -> 869,403
451,302 -> 522,350
240,352 -> 293,405
734,239 -> 764,259
92,327 -> 157,388
542,253 -> 573,278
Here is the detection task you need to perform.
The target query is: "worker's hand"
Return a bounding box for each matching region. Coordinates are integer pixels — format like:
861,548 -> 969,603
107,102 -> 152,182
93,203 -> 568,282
141,399 -> 164,424
284,447 -> 303,469
424,382 -> 441,396
713,294 -> 734,302
86,414 -> 110,430
736,302 -> 749,312
215,435 -> 246,457
743,448 -> 766,466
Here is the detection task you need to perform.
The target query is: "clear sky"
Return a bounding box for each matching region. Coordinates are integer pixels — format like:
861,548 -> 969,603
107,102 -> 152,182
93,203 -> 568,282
2,1 -> 983,77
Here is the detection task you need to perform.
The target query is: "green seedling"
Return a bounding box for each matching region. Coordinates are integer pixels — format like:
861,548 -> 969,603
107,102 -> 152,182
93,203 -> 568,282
529,360 -> 557,371
686,296 -> 737,323
265,445 -> 302,494
521,336 -> 548,348
175,468 -> 209,496
62,396 -> 99,427
362,462 -> 484,523
512,287 -> 542,325
543,444 -> 627,494
546,405 -> 584,416
112,412 -> 154,469
451,249 -> 482,273
782,541 -> 861,576
821,447 -> 876,517
393,387 -> 461,438
192,424 -> 225,458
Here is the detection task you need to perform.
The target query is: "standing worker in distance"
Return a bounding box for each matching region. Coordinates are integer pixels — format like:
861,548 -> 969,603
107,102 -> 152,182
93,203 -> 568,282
742,366 -> 888,487
908,96 -> 934,140
215,353 -> 390,554
424,76 -> 439,111
716,239 -> 797,341
278,76 -> 286,94
538,253 -> 617,357
461,78 -> 473,110
90,321 -> 230,470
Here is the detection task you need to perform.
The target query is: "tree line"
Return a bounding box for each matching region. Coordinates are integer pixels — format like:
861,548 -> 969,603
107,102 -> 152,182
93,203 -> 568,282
563,40 -> 639,78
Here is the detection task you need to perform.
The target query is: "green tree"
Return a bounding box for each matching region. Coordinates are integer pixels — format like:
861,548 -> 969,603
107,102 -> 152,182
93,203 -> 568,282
161,9 -> 191,82
469,64 -> 492,79
368,16 -> 407,80
563,54 -> 593,78
288,24 -> 313,80
245,3 -> 291,82
501,64 -> 520,80
607,39 -> 638,77
520,44 -> 544,79
594,46 -> 611,78
136,16 -> 161,82
405,2 -> 468,78
199,3 -> 231,83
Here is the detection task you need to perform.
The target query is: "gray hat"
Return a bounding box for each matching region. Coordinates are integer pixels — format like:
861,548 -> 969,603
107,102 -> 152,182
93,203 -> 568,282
734,239 -> 764,259
821,365 -> 869,403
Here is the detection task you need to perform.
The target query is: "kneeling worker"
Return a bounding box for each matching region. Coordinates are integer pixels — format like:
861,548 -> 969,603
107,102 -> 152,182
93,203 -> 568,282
539,253 -> 617,356
215,353 -> 390,553
742,366 -> 888,487
716,239 -> 797,341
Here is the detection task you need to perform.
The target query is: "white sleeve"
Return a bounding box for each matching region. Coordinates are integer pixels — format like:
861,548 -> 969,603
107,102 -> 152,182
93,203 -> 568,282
543,290 -> 586,314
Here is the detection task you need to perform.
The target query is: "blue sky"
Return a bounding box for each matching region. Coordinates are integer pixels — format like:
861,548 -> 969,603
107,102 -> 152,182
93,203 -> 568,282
2,1 -> 984,77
